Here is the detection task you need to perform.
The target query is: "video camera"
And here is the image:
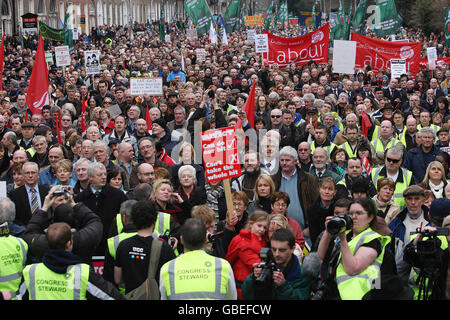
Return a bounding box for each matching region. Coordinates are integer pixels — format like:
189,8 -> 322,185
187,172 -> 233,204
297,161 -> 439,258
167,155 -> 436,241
326,214 -> 353,235
255,248 -> 279,284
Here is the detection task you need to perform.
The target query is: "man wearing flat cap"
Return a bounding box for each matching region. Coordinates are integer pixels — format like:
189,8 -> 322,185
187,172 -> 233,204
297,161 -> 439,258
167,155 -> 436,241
388,185 -> 430,282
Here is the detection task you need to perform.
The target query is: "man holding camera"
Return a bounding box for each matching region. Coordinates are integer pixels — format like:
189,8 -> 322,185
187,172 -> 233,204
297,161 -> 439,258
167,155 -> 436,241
23,185 -> 103,265
403,198 -> 449,300
241,229 -> 311,300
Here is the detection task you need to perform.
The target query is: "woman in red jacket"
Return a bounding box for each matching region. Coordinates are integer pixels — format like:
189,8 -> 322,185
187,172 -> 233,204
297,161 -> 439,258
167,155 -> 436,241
225,210 -> 269,300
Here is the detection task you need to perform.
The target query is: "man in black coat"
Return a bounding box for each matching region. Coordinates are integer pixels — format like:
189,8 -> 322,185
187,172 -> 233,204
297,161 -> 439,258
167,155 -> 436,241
8,162 -> 49,227
74,162 -> 128,256
23,185 -> 103,265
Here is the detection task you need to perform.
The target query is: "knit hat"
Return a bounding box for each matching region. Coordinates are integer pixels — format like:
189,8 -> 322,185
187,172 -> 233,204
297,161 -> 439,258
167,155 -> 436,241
351,177 -> 369,195
151,118 -> 167,130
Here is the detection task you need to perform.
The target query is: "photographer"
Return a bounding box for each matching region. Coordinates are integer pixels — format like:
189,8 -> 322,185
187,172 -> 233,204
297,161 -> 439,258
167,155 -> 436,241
316,198 -> 392,300
242,228 -> 311,300
403,198 -> 449,300
23,185 -> 103,265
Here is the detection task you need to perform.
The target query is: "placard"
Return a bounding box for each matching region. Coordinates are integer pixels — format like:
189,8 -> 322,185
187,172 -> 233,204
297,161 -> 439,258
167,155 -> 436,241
390,59 -> 406,79
426,47 -> 437,62
130,78 -> 163,95
0,181 -> 6,198
54,45 -> 71,67
73,28 -> 79,40
254,34 -> 268,53
332,40 -> 357,74
196,48 -> 207,62
247,29 -> 256,42
84,50 -> 101,75
45,52 -> 53,64
201,127 -> 242,183
244,16 -> 264,26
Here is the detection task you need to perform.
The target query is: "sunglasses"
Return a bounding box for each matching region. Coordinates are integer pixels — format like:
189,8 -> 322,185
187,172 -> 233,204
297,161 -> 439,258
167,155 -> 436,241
271,115 -> 281,118
386,157 -> 401,164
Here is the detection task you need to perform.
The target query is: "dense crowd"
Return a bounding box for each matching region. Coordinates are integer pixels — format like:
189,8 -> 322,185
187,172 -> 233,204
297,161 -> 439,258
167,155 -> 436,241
0,19 -> 449,301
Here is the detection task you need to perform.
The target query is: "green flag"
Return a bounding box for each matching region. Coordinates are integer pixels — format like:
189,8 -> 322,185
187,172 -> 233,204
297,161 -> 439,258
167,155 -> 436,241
159,1 -> 166,41
184,0 -> 214,36
39,21 -> 64,41
374,0 -> 402,37
263,0 -> 274,31
445,8 -> 450,46
224,0 -> 240,33
352,0 -> 367,34
312,1 -> 316,29
63,4 -> 73,53
278,0 -> 289,29
332,0 -> 347,40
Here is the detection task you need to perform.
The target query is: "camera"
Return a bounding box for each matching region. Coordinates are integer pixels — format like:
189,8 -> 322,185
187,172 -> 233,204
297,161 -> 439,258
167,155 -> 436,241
159,230 -> 176,247
208,89 -> 215,99
207,231 -> 223,243
255,248 -> 279,284
52,188 -> 70,199
326,214 -> 353,235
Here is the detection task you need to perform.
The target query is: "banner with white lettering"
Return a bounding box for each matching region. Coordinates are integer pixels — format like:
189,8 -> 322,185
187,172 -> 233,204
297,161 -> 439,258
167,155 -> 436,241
263,23 -> 329,68
351,32 -> 421,76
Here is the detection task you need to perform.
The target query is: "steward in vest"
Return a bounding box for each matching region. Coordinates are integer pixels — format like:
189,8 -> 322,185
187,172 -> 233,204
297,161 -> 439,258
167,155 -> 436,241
18,122 -> 36,158
371,120 -> 404,165
160,218 -> 237,300
334,199 -> 391,300
310,123 -> 337,159
0,197 -> 28,300
371,147 -> 414,208
114,200 -> 176,295
403,198 -> 449,300
19,222 -> 125,300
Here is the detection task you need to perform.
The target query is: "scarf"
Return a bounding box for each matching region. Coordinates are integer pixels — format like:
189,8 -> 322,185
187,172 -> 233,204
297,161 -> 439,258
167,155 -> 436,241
429,180 -> 444,199
205,184 -> 224,221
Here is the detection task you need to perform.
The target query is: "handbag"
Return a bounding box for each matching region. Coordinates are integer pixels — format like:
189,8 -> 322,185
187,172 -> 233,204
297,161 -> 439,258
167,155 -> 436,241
125,238 -> 163,300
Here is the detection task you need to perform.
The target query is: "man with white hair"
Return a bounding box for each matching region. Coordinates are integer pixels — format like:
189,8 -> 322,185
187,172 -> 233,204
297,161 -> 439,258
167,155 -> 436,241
114,141 -> 139,191
309,147 -> 341,184
270,146 -> 319,231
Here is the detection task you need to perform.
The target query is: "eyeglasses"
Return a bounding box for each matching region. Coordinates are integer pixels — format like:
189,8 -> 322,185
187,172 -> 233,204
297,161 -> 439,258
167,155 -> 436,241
386,157 -> 401,164
104,101 -> 112,104
233,202 -> 245,208
348,210 -> 367,216
273,202 -> 288,208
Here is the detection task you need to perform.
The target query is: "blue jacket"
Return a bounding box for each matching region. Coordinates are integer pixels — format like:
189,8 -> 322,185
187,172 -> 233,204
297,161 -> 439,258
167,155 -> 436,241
402,145 -> 441,183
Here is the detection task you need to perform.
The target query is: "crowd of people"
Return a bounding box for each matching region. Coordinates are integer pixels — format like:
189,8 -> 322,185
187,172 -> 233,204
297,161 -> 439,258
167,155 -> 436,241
0,18 -> 449,301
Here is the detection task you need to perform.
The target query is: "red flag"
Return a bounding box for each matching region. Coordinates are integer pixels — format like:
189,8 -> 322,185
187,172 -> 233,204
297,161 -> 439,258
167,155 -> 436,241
56,109 -> 62,144
146,105 -> 152,132
235,82 -> 256,130
0,34 -> 5,90
26,35 -> 49,114
361,111 -> 372,138
80,95 -> 87,134
362,155 -> 371,174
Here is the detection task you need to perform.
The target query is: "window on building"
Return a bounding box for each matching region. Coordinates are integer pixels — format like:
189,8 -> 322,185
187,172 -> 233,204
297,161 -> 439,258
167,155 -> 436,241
1,0 -> 9,16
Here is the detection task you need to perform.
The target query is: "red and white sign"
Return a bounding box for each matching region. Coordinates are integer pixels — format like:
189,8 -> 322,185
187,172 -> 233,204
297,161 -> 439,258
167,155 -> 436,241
201,127 -> 242,183
351,32 -> 421,76
263,23 -> 330,68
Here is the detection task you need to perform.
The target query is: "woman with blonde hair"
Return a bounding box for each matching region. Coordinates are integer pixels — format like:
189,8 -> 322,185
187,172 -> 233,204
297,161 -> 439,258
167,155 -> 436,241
418,161 -> 448,199
247,174 -> 276,214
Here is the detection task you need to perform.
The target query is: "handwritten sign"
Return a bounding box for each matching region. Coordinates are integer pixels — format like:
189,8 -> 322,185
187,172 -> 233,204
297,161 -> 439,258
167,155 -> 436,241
130,78 -> 163,95
55,45 -> 71,67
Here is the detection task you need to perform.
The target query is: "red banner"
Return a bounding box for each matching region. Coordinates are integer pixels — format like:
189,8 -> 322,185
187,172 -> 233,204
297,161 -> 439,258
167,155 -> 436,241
351,32 -> 422,76
263,23 -> 330,68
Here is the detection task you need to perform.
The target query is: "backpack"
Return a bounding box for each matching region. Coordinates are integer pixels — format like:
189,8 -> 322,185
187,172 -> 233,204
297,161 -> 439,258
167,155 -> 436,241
125,238 -> 162,300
